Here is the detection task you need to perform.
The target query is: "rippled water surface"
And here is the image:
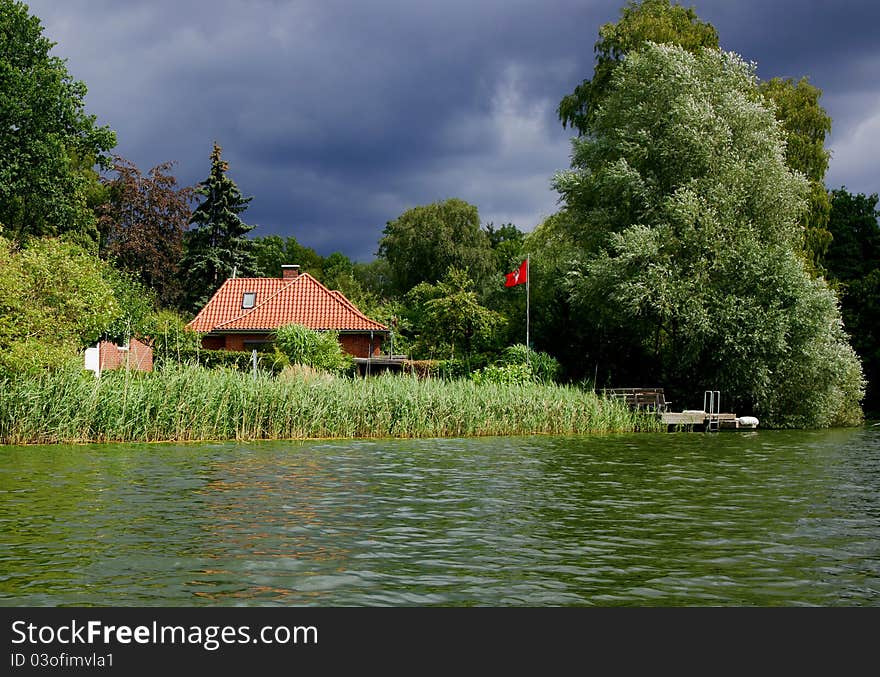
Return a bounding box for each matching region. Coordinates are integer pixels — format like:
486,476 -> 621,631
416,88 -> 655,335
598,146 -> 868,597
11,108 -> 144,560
1,428 -> 879,605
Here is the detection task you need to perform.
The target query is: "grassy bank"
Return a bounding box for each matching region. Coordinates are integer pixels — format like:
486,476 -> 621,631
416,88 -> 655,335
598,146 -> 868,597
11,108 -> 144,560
0,365 -> 662,444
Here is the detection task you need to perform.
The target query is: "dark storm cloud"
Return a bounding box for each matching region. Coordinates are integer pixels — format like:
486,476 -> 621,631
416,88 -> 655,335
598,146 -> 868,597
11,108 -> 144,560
25,0 -> 880,259
694,0 -> 880,196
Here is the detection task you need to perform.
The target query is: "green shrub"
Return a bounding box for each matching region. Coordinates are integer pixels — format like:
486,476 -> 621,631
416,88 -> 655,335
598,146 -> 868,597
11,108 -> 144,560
501,344 -> 561,383
147,310 -> 202,364
471,363 -> 533,385
158,347 -> 287,374
432,354 -> 491,379
0,235 -> 137,375
274,323 -> 353,374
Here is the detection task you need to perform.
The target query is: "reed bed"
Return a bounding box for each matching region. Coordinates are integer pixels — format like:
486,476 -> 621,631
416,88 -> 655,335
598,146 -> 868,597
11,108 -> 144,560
0,365 -> 663,444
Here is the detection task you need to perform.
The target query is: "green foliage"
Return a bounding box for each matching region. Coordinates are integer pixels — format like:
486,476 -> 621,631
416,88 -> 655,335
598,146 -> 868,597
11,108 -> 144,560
274,323 -> 353,374
251,234 -> 323,278
322,251 -> 354,283
501,344 -> 561,383
824,190 -> 880,281
471,363 -> 533,386
405,267 -> 506,359
521,212 -> 597,378
484,223 -> 526,272
759,77 -> 832,183
353,258 -> 395,301
97,157 -> 193,307
0,0 -> 116,244
823,189 -> 880,412
397,357 -> 481,380
0,364 -> 661,444
558,0 -> 719,134
180,143 -> 257,312
472,345 -> 561,386
357,299 -> 411,356
557,2 -> 834,270
433,355 -> 492,379
157,346 -> 288,374
552,43 -> 864,427
102,270 -> 157,345
145,309 -> 202,363
479,222 -> 529,344
318,251 -> 379,312
378,198 -> 493,294
759,77 -> 834,267
0,235 -> 131,374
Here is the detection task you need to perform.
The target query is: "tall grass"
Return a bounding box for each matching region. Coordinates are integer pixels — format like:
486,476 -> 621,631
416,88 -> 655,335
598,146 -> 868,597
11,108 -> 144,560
0,365 -> 662,444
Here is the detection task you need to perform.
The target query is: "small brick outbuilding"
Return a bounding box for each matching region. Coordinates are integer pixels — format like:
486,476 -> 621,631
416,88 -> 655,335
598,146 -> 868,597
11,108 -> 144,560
84,337 -> 153,375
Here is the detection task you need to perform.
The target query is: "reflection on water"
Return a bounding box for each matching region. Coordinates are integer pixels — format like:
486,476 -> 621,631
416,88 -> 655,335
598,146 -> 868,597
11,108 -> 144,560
0,428 -> 878,606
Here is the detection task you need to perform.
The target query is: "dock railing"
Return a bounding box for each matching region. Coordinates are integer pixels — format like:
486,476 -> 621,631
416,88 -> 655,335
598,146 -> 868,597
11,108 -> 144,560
602,387 -> 670,412
703,390 -> 721,432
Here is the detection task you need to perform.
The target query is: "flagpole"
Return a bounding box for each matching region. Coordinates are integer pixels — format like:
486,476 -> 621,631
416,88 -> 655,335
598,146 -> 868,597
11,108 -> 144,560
526,254 -> 530,350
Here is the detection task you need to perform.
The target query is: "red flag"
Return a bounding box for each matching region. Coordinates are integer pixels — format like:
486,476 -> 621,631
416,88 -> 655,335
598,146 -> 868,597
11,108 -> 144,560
505,259 -> 528,287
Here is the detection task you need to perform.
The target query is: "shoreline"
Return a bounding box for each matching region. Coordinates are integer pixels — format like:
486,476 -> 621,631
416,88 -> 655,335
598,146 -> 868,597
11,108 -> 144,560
0,364 -> 662,446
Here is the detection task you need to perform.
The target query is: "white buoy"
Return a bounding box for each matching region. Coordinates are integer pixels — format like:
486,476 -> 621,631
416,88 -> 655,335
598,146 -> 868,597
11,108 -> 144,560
737,416 -> 759,429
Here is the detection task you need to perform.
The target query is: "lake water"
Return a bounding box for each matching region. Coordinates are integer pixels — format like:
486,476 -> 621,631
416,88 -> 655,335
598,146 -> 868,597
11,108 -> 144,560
1,428 -> 878,606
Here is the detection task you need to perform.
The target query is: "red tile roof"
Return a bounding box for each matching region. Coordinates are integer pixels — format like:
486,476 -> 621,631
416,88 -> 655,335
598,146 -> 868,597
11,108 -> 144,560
187,273 -> 388,334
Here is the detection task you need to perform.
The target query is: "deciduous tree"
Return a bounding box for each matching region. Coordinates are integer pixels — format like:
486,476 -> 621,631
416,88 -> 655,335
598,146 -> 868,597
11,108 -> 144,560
553,43 -> 863,427
557,1 -> 835,269
0,0 -> 116,245
97,158 -> 193,307
481,222 -> 528,345
823,188 -> 880,412
760,77 -> 834,266
251,234 -> 323,278
557,0 -> 718,135
378,199 -> 493,294
406,268 -> 505,359
0,235 -> 151,374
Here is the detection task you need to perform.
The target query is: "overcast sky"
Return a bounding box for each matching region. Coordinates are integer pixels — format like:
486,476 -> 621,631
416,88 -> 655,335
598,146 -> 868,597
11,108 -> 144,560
25,0 -> 880,260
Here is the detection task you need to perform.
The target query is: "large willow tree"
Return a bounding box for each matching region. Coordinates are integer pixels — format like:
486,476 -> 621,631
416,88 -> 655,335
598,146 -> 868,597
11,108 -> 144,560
553,43 -> 863,427
558,0 -> 833,269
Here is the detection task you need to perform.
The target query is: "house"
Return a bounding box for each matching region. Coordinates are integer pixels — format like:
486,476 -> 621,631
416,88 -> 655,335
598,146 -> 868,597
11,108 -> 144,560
84,338 -> 153,376
186,265 -> 388,358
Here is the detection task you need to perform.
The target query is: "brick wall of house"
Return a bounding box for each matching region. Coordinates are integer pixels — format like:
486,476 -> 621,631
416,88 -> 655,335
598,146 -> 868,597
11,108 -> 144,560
201,335 -> 225,350
199,334 -> 273,351
340,333 -> 383,358
202,332 -> 383,357
98,338 -> 153,372
222,333 -> 273,351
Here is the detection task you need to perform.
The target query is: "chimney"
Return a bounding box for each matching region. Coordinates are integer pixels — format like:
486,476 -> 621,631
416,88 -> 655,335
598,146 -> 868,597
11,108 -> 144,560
281,264 -> 300,280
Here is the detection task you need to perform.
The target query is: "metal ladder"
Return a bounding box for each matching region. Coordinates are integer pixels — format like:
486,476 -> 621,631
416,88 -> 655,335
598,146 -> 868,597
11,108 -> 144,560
703,390 -> 721,432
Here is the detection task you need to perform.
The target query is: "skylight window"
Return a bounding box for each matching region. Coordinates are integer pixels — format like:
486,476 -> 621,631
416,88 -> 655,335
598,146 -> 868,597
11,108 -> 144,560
242,292 -> 256,309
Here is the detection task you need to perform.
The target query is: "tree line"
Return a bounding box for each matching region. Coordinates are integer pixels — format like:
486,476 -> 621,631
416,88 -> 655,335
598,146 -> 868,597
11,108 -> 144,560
1,0 -> 878,424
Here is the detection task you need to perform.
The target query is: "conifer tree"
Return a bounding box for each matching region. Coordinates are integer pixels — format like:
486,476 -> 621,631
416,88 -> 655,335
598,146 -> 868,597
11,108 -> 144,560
180,143 -> 257,312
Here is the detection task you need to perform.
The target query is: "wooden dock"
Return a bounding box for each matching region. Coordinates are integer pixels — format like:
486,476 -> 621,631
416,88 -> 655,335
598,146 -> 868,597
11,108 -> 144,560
603,388 -> 756,431
661,411 -> 743,430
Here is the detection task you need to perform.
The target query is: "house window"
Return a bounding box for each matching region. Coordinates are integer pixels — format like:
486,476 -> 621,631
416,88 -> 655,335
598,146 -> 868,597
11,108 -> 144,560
242,292 -> 256,309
